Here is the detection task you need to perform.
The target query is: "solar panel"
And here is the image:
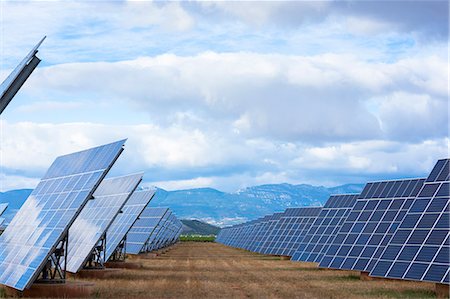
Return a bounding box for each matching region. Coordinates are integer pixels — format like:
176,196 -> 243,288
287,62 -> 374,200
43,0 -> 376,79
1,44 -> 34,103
0,37 -> 45,115
64,173 -> 142,273
146,210 -> 172,251
0,203 -> 8,227
291,194 -> 359,263
371,159 -> 450,284
260,207 -> 322,256
250,213 -> 283,253
104,189 -> 156,262
126,207 -> 169,254
0,203 -> 8,216
319,178 -> 425,273
0,139 -> 126,291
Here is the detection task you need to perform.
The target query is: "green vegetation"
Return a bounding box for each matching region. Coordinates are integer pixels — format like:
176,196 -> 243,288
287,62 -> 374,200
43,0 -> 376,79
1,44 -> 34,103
180,235 -> 216,242
181,219 -> 220,235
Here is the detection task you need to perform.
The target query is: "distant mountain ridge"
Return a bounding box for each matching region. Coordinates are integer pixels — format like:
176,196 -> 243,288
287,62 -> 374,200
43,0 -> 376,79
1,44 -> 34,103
181,219 -> 220,235
0,183 -> 364,227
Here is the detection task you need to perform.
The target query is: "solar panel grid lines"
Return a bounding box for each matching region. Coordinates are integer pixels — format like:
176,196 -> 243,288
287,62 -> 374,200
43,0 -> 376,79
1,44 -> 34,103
233,218 -> 255,249
254,213 -> 284,253
371,159 -> 450,284
104,189 -> 156,262
153,210 -> 176,250
147,210 -> 170,251
291,194 -> 359,263
0,139 -> 126,291
261,207 -> 322,257
249,214 -> 278,252
318,177 -> 426,273
242,220 -> 262,250
64,172 -> 143,273
126,207 -> 169,254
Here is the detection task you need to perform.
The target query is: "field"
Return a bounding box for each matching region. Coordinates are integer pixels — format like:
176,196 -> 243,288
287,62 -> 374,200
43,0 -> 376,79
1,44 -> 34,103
42,242 -> 439,298
179,234 -> 216,242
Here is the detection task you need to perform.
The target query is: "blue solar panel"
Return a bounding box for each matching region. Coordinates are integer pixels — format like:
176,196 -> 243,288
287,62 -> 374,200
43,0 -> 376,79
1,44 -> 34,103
146,210 -> 173,251
319,178 -> 425,273
291,194 -> 359,263
65,173 -> 142,273
0,140 -> 126,290
105,189 -> 156,261
371,159 -> 450,284
250,213 -> 283,253
260,207 -> 322,256
126,207 -> 169,254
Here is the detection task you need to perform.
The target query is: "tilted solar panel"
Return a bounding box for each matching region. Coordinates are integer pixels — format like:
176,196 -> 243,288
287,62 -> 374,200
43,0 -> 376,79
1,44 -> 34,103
0,203 -> 8,227
65,173 -> 142,273
147,210 -> 172,251
260,207 -> 322,257
0,37 -> 45,115
251,213 -> 284,253
126,207 -> 169,254
0,203 -> 8,216
319,178 -> 425,273
0,139 -> 126,290
105,189 -> 156,261
371,159 -> 450,284
291,194 -> 359,263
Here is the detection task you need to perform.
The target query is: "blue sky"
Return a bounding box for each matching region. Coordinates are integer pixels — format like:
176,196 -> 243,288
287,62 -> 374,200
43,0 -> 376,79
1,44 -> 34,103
0,1 -> 448,192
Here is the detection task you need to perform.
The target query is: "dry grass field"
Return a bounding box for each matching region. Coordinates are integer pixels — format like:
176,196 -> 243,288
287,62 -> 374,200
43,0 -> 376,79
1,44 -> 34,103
64,241 -> 438,299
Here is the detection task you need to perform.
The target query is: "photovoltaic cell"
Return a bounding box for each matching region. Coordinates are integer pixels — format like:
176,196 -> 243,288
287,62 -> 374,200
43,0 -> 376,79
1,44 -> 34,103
65,173 -> 142,273
0,140 -> 126,290
291,194 -> 358,263
252,213 -> 284,253
105,189 -> 156,261
371,159 -> 450,284
146,210 -> 172,251
260,207 -> 322,256
319,178 -> 425,273
126,207 -> 169,254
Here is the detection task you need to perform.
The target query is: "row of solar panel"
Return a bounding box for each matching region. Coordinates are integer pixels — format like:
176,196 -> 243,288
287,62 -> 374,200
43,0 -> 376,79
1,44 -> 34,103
216,159 -> 450,285
0,140 -> 182,291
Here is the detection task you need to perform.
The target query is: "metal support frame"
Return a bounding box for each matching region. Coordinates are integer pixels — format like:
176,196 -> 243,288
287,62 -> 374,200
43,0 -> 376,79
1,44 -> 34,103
0,56 -> 41,114
35,232 -> 68,284
84,234 -> 106,269
110,236 -> 127,262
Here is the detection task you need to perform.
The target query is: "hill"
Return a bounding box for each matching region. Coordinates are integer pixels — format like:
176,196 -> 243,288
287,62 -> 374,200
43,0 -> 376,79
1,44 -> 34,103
0,183 -> 364,227
181,219 -> 220,235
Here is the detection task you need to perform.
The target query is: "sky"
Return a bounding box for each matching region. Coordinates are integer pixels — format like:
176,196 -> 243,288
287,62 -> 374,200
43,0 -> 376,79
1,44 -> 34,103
0,1 -> 448,192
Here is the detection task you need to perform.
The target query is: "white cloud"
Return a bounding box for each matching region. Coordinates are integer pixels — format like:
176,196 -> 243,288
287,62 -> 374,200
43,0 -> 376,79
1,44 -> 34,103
17,51 -> 446,144
1,120 -> 447,192
0,173 -> 39,192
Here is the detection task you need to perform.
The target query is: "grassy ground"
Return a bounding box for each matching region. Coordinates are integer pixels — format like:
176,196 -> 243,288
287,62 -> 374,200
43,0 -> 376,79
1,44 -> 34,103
0,242 -> 438,298
179,235 -> 216,242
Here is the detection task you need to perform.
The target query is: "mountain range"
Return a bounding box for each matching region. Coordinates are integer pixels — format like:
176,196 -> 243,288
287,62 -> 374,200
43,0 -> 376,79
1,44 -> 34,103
0,183 -> 364,227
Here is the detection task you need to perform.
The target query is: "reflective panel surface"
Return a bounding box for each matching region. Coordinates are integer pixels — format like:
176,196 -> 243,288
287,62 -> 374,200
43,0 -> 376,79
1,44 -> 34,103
371,159 -> 450,284
291,194 -> 359,263
319,178 -> 425,272
104,189 -> 156,261
65,173 -> 142,273
126,207 -> 169,254
0,139 -> 126,290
